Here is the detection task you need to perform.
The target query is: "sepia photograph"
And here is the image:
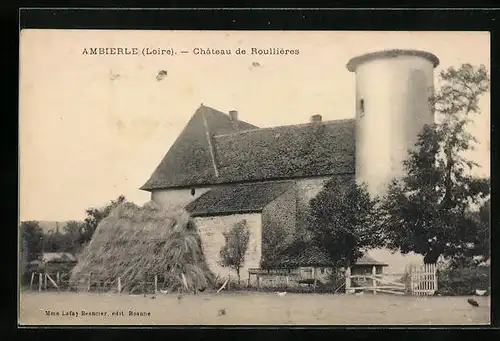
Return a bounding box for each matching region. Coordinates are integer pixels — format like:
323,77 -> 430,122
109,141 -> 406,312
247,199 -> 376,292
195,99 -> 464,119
18,29 -> 490,325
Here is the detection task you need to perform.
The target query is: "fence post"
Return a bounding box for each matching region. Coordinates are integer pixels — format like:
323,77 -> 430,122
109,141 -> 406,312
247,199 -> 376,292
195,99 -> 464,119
30,272 -> 35,290
87,272 -> 92,292
154,275 -> 158,294
345,267 -> 351,294
117,277 -> 122,294
433,264 -> 438,294
38,273 -> 42,292
44,273 -> 48,290
409,265 -> 413,295
372,266 -> 377,295
56,272 -> 60,285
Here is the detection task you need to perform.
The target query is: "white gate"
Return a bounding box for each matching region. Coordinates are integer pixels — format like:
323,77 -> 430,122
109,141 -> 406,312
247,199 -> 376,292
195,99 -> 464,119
407,263 -> 438,296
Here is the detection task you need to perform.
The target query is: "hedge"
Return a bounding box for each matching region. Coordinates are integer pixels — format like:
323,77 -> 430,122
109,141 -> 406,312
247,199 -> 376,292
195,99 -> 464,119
436,266 -> 490,296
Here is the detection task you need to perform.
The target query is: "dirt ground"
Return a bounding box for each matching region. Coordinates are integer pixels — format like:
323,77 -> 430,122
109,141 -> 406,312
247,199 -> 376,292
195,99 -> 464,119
19,291 -> 490,325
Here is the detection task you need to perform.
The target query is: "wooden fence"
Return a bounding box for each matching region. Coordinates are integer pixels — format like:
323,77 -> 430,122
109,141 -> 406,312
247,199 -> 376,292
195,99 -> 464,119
345,263 -> 438,296
30,264 -> 438,296
29,271 -> 202,294
29,271 -> 170,294
407,263 -> 438,296
345,266 -> 406,295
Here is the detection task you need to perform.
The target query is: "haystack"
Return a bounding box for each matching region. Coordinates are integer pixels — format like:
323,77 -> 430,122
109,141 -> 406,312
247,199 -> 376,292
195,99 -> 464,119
69,201 -> 215,293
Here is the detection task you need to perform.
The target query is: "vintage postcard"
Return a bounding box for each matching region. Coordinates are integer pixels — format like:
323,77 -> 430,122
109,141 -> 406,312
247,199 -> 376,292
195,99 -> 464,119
19,29 -> 491,326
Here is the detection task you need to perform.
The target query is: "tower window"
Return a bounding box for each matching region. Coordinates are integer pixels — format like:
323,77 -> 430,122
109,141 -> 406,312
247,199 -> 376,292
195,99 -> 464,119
190,188 -> 196,196
360,99 -> 365,117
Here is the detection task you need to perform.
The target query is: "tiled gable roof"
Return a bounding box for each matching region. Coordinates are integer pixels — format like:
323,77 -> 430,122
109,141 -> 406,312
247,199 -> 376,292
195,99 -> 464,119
185,181 -> 294,217
141,105 -> 258,190
141,105 -> 355,191
214,119 -> 355,183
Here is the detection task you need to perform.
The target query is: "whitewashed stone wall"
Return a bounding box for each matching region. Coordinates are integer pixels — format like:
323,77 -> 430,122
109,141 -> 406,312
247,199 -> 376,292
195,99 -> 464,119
151,186 -> 212,209
193,213 -> 262,285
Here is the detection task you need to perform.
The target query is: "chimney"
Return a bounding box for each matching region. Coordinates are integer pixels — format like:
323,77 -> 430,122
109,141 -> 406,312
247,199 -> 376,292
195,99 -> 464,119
229,110 -> 238,122
229,110 -> 239,130
310,114 -> 322,123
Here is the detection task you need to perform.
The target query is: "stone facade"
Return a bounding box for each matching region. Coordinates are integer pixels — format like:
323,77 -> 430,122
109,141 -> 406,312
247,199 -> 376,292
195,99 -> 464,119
193,213 -> 262,285
150,174 -> 357,280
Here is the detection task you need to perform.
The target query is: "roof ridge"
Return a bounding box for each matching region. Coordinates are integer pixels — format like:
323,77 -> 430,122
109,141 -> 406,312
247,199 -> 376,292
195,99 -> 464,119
199,107 -> 220,178
213,118 -> 355,138
200,104 -> 259,129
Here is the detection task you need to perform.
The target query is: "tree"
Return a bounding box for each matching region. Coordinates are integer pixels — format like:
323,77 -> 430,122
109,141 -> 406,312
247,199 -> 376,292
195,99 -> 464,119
306,177 -> 385,268
219,220 -> 250,284
260,221 -> 290,269
469,197 -> 490,262
80,195 -> 126,244
44,231 -> 66,253
64,220 -> 86,253
20,221 -> 44,261
380,64 -> 490,264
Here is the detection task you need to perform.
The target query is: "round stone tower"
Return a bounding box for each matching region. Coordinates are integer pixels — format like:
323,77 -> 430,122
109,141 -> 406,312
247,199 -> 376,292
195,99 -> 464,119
347,49 -> 440,197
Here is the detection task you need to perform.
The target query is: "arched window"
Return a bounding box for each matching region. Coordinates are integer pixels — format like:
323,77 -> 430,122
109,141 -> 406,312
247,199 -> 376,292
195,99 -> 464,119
190,188 -> 196,196
360,98 -> 365,117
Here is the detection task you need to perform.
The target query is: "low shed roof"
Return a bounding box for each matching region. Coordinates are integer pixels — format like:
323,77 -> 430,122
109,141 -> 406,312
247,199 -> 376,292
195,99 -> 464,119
186,181 -> 294,217
42,252 -> 77,263
355,254 -> 388,267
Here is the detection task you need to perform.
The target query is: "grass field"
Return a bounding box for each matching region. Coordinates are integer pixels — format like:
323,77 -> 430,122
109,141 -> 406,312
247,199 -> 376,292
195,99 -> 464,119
19,291 -> 490,325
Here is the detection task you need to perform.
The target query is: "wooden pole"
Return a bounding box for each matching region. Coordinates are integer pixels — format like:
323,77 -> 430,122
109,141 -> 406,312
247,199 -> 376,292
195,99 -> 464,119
433,264 -> 438,294
30,272 -> 35,290
372,266 -> 377,295
46,274 -> 59,291
117,277 -> 121,293
56,272 -> 60,285
257,275 -> 260,289
154,275 -> 158,294
38,273 -> 42,292
44,273 -> 48,290
87,272 -> 92,292
345,267 -> 351,294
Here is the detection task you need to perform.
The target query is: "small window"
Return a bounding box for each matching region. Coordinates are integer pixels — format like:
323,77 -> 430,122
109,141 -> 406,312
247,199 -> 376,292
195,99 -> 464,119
190,188 -> 196,196
360,99 -> 365,117
320,268 -> 325,274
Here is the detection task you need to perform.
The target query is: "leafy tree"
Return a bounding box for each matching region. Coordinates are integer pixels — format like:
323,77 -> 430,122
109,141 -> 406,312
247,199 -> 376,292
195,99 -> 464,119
64,220 -> 86,253
306,177 -> 385,268
260,221 -> 290,269
20,221 -> 44,261
380,64 -> 490,264
44,231 -> 66,252
219,220 -> 250,284
469,197 -> 490,262
80,195 -> 126,244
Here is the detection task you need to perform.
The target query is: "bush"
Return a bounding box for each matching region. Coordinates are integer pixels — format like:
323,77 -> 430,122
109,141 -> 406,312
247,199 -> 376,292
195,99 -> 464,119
436,265 -> 490,296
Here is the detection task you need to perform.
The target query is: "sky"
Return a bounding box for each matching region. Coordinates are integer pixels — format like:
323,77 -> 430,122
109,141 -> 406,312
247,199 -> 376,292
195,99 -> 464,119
19,30 -> 490,221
